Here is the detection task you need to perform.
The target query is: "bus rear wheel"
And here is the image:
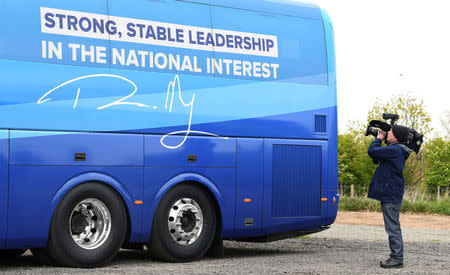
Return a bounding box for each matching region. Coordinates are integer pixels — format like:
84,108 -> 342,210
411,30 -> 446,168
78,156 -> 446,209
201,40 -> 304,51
47,183 -> 127,267
150,183 -> 217,262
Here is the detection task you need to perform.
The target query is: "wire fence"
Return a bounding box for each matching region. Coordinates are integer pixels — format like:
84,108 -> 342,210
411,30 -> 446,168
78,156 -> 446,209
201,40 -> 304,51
339,184 -> 450,201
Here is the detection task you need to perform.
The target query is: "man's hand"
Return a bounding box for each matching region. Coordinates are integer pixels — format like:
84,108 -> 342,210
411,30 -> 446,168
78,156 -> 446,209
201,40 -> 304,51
377,130 -> 386,140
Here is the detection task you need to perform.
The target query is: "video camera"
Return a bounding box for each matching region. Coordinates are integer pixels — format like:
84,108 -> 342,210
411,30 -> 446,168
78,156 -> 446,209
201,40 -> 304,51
365,113 -> 424,153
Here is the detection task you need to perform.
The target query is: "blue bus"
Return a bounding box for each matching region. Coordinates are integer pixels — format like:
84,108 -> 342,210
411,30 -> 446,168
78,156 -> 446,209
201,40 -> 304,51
0,0 -> 338,267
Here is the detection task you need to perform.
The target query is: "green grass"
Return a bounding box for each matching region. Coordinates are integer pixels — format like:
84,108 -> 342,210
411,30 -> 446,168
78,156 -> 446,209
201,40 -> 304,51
338,196 -> 450,215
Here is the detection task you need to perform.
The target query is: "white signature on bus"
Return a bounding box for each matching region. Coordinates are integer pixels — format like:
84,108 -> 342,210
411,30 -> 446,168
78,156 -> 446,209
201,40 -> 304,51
37,74 -> 228,149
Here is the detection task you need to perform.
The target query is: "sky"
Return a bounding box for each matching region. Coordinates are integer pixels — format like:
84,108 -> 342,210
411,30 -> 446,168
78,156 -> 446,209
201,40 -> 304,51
292,0 -> 450,137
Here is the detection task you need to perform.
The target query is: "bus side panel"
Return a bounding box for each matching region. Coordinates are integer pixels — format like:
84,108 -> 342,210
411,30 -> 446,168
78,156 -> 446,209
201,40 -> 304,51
235,138 -> 264,236
143,135 -> 237,239
10,131 -> 143,166
6,131 -> 144,248
145,135 -> 236,167
210,5 -> 327,85
262,139 -> 328,235
0,130 -> 8,248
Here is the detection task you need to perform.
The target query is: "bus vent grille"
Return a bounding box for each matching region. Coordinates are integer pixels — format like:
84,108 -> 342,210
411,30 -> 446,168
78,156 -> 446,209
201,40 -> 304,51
272,144 -> 321,217
315,115 -> 327,133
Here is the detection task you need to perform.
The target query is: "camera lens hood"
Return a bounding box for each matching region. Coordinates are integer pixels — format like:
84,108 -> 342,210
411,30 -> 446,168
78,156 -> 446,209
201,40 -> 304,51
369,120 -> 392,132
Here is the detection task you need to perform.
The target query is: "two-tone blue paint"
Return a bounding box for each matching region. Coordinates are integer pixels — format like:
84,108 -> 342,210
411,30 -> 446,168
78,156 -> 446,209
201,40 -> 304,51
0,0 -> 338,250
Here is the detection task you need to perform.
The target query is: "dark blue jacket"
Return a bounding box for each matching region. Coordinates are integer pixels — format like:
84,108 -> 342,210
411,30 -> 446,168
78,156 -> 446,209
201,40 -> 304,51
367,138 -> 412,204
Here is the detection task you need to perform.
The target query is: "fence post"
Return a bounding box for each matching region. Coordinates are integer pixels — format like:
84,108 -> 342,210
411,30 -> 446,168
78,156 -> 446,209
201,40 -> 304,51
351,184 -> 355,198
437,186 -> 441,202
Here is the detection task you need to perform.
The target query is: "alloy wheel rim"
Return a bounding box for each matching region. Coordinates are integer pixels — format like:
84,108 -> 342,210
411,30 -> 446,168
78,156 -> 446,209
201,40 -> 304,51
69,198 -> 111,250
167,198 -> 203,246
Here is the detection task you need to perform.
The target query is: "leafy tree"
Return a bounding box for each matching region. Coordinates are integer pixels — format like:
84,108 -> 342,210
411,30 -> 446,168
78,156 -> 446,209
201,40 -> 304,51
338,134 -> 356,185
338,133 -> 374,195
424,138 -> 450,194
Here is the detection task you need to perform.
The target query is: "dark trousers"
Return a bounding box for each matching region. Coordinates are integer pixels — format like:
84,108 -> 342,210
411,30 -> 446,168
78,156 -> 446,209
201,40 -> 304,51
381,202 -> 404,262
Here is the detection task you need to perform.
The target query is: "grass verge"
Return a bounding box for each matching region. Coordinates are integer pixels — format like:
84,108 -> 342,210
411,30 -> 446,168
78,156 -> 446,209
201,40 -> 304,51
338,196 -> 450,215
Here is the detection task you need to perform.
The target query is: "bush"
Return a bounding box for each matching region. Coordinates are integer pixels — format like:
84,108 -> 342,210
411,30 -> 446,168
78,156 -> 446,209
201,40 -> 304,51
426,199 -> 450,215
401,200 -> 429,213
338,196 -> 450,215
338,196 -> 379,212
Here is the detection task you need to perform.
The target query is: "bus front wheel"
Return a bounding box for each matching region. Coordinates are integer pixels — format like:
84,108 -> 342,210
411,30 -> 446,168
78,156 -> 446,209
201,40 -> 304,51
150,183 -> 217,262
47,182 -> 127,267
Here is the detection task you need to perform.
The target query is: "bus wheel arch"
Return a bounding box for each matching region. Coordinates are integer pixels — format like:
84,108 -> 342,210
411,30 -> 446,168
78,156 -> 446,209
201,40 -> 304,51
49,173 -> 133,215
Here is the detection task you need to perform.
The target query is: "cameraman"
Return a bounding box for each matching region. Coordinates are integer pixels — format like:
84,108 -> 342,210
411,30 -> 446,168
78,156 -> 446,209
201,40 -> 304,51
367,125 -> 412,268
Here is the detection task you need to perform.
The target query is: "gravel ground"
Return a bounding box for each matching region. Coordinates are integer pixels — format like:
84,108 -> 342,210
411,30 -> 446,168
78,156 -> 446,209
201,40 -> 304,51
1,224 -> 449,274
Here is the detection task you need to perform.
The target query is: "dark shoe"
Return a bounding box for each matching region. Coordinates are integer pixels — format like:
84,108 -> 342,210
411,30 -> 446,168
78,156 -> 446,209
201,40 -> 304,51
380,258 -> 403,268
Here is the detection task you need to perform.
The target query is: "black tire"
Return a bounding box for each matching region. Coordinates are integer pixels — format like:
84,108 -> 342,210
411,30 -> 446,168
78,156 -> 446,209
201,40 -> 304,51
0,249 -> 26,258
47,182 -> 127,268
150,183 -> 217,262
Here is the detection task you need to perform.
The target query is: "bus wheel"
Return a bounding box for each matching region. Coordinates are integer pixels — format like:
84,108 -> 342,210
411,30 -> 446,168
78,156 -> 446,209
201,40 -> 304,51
150,183 -> 217,262
0,249 -> 27,258
47,183 -> 127,267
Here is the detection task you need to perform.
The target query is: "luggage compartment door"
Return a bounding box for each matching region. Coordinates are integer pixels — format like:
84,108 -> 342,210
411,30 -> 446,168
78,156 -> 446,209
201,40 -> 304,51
0,130 -> 8,248
263,139 -> 327,234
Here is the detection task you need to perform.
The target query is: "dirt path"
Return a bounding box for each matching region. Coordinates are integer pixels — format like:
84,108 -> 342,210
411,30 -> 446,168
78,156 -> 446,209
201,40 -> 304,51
335,211 -> 450,230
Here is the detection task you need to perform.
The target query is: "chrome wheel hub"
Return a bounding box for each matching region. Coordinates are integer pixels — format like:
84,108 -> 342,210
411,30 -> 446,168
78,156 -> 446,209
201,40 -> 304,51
69,198 -> 111,250
168,198 -> 203,246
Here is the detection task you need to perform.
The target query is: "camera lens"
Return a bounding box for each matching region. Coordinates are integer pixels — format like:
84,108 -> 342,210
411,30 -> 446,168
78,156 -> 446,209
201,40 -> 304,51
365,126 -> 379,137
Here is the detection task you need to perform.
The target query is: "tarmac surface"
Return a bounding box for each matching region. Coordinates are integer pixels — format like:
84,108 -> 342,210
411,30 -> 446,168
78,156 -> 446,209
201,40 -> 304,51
1,223 -> 449,274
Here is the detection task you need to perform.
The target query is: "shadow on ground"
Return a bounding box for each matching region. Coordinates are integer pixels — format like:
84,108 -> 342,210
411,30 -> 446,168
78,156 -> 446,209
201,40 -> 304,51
0,245 -> 302,268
